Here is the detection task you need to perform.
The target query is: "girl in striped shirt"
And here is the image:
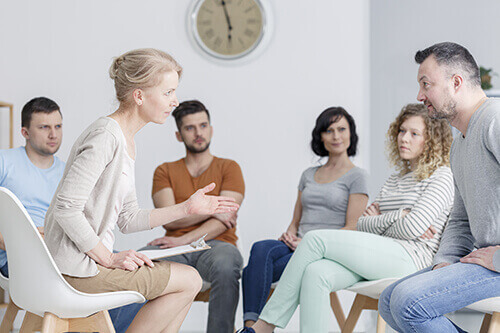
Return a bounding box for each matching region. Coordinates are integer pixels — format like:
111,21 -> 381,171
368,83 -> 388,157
241,103 -> 454,333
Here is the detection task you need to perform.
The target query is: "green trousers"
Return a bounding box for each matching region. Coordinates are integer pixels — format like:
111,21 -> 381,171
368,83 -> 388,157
259,230 -> 417,332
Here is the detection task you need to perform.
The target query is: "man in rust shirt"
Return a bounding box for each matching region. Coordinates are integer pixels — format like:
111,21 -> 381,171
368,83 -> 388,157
150,100 -> 245,333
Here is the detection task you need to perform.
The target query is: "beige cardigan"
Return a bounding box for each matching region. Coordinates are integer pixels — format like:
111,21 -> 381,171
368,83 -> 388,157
45,117 -> 151,277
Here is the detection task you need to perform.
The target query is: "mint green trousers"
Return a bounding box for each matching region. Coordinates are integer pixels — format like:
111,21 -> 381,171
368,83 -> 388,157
259,230 -> 417,332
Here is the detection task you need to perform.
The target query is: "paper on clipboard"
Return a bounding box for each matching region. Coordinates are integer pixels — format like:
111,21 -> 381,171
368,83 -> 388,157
138,234 -> 211,260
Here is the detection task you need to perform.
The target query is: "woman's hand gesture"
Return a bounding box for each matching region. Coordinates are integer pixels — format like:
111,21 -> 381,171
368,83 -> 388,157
185,183 -> 239,215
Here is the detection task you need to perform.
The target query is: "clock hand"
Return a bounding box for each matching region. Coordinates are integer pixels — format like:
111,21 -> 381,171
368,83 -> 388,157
221,0 -> 233,41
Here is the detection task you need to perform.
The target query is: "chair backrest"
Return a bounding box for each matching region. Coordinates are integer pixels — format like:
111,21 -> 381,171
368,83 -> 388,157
0,187 -> 87,316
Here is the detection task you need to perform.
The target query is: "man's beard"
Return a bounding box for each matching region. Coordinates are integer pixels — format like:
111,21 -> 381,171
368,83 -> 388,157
31,142 -> 60,156
430,97 -> 458,121
185,141 -> 211,154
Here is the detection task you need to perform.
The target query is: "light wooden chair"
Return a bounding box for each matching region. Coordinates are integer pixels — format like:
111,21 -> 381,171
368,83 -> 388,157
0,268 -> 26,333
0,187 -> 145,332
0,261 -> 44,333
340,278 -> 398,333
0,271 -> 30,333
340,279 -> 500,333
466,297 -> 500,333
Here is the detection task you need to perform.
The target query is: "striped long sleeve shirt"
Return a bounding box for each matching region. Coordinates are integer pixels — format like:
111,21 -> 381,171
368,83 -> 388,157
357,166 -> 454,270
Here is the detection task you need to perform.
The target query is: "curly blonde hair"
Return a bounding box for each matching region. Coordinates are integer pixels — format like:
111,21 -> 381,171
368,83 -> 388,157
387,103 -> 453,180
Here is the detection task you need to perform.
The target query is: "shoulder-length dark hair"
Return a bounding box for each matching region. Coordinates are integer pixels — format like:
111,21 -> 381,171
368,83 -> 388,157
311,107 -> 358,157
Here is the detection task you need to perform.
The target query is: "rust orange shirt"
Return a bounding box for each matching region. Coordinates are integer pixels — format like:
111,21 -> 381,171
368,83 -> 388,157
152,156 -> 245,246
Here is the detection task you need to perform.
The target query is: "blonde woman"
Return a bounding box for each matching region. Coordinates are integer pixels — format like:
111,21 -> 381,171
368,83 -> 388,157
240,103 -> 454,333
45,49 -> 238,333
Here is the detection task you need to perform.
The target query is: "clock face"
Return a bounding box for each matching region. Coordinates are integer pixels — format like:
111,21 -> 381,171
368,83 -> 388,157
193,0 -> 265,59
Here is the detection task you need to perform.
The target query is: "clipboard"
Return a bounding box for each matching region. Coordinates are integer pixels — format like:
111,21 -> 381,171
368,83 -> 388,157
138,234 -> 211,260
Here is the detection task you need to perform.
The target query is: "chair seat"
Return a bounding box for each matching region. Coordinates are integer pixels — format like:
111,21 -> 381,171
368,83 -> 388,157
14,285 -> 146,319
0,187 -> 146,319
465,297 -> 500,314
346,278 -> 500,314
345,278 -> 399,299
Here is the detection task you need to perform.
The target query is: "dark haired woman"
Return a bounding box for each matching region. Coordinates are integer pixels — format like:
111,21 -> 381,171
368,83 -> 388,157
241,107 -> 369,327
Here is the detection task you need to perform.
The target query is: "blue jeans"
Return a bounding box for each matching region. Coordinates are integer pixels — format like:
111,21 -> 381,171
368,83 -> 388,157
379,262 -> 500,332
242,239 -> 293,322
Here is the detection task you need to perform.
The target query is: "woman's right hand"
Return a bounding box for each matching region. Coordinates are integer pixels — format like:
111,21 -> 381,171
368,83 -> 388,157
279,231 -> 301,250
109,250 -> 155,271
185,183 -> 239,216
363,202 -> 381,216
278,231 -> 293,242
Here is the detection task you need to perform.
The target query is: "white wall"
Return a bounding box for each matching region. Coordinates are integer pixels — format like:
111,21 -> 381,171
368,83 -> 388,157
369,0 -> 500,197
0,0 -> 370,331
3,1 -> 499,332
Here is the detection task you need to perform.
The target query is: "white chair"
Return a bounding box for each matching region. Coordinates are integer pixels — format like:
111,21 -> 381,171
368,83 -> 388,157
341,278 -> 500,333
466,297 -> 500,333
0,187 -> 145,332
340,278 -> 398,333
0,271 -> 26,333
0,273 -> 28,333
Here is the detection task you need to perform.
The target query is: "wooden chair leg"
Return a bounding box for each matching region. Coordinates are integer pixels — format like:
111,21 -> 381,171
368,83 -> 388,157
480,313 -> 492,333
342,294 -> 368,333
69,310 -> 115,333
330,292 -> 346,329
0,299 -> 20,333
89,310 -> 115,333
376,312 -> 387,333
487,312 -> 500,333
40,312 -> 68,333
20,312 -> 45,333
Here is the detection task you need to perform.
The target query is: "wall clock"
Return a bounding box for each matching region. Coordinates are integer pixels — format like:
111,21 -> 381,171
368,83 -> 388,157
188,0 -> 273,62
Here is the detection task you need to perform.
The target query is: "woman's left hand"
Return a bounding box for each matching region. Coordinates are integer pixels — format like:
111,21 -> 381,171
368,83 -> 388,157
185,183 -> 239,215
